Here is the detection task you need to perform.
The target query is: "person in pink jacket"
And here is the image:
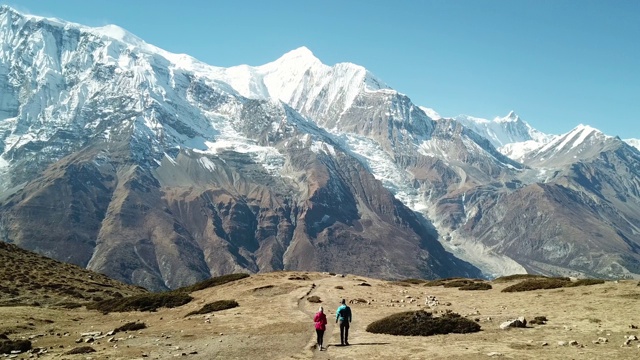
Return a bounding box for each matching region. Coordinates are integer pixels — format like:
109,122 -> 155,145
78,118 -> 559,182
314,306 -> 328,350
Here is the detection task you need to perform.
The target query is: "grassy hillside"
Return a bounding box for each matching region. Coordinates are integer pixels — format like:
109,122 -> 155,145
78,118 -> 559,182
0,241 -> 146,307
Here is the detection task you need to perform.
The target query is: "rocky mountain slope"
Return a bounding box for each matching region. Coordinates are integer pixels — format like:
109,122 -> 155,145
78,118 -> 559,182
0,6 -> 638,289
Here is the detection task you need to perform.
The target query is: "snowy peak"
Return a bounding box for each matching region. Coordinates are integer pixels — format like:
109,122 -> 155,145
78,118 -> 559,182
624,138 -> 640,151
419,106 -> 442,120
270,46 -> 322,67
454,112 -> 548,149
523,123 -> 617,166
496,111 -> 520,122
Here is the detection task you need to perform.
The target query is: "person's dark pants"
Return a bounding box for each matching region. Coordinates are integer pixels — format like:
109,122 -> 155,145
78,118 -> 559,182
339,320 -> 350,345
315,329 -> 324,347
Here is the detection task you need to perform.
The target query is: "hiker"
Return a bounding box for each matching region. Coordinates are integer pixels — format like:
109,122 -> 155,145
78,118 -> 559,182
313,306 -> 327,350
336,299 -> 352,345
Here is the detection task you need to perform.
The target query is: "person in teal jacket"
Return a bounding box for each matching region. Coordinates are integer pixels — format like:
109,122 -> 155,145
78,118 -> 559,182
335,299 -> 352,345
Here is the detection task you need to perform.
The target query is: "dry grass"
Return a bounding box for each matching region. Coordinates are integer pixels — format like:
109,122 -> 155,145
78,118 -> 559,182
0,271 -> 637,359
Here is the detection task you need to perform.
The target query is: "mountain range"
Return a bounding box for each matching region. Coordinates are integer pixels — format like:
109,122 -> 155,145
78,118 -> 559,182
0,6 -> 638,290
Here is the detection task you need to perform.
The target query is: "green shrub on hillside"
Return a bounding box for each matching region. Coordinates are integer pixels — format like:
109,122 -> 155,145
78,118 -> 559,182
564,279 -> 605,287
502,278 -> 570,292
185,300 -> 239,316
114,322 -> 147,333
459,282 -> 492,291
400,278 -> 427,285
176,273 -> 249,293
0,339 -> 32,354
87,292 -> 193,313
366,310 -> 480,336
492,274 -> 547,283
443,279 -> 476,288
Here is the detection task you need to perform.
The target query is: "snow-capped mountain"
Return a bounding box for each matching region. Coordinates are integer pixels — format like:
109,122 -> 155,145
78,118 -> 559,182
625,138 -> 640,151
1,6 -> 639,288
454,111 -> 552,148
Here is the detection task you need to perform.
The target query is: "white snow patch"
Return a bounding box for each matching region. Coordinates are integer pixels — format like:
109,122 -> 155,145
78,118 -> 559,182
419,106 -> 442,120
623,138 -> 640,151
198,157 -> 216,172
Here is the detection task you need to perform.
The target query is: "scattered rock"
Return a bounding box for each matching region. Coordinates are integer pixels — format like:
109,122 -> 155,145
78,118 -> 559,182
487,352 -> 503,357
500,317 -> 527,330
558,341 -> 567,346
64,346 -> 96,355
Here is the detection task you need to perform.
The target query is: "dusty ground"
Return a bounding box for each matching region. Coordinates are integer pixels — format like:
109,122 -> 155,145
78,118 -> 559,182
1,272 -> 640,359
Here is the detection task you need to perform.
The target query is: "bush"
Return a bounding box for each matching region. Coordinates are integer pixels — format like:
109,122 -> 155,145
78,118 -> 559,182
335,286 -> 344,290
493,274 -> 547,283
443,279 -> 476,288
288,275 -> 310,280
400,278 -> 427,285
459,282 -> 492,291
502,278 -> 570,292
185,300 -> 239,317
307,296 -> 322,303
64,346 -> 95,355
88,292 -> 193,313
565,279 -> 605,287
0,339 -> 32,354
529,316 -> 548,325
366,310 -> 480,336
176,273 -> 249,293
357,282 -> 371,287
114,322 -> 146,333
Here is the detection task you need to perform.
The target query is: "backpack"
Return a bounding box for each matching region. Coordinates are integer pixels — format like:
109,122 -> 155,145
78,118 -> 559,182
338,305 -> 350,319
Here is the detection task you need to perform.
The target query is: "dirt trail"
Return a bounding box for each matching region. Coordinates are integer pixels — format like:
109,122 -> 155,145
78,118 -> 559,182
294,277 -> 344,359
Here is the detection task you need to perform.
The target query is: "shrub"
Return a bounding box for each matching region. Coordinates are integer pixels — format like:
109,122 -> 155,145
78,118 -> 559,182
493,274 -> 547,283
529,316 -> 548,325
459,282 -> 492,291
0,339 -> 32,354
335,286 -> 344,290
55,302 -> 83,309
565,279 -> 605,287
389,281 -> 411,287
64,346 -> 96,355
185,300 -> 239,317
502,278 -> 571,292
357,282 -> 371,287
366,310 -> 480,336
176,273 -> 249,293
423,279 -> 447,287
400,278 -> 427,285
443,279 -> 476,288
114,322 -> 146,333
307,296 -> 322,303
288,275 -> 310,281
88,292 -> 193,313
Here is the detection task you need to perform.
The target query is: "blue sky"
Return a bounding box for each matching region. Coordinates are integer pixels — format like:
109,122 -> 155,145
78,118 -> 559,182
4,0 -> 639,138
